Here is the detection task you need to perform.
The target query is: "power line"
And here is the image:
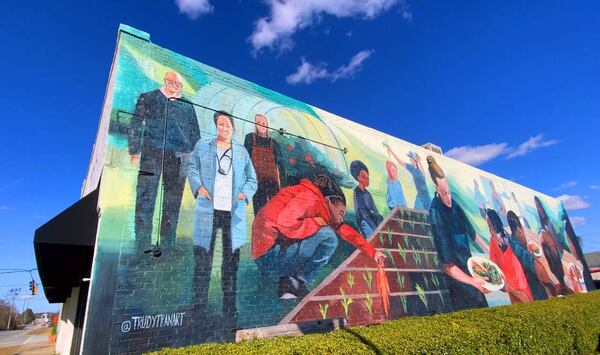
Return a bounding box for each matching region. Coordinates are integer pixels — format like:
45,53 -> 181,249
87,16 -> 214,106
0,271 -> 29,275
0,284 -> 29,288
0,269 -> 38,276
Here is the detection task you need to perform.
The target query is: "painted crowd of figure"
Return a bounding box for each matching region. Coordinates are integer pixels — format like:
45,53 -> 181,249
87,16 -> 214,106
128,71 -> 591,328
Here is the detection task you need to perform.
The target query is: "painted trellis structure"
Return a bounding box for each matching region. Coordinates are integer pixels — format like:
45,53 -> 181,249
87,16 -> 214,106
281,207 -> 450,325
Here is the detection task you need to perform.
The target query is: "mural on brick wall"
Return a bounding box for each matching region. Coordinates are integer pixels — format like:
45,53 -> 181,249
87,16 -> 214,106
86,28 -> 594,353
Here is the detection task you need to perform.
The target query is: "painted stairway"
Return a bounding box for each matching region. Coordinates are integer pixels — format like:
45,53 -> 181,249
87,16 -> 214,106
280,206 -> 450,326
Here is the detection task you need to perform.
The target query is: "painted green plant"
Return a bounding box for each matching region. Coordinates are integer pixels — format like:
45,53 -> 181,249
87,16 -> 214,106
362,267 -> 373,291
319,303 -> 329,319
387,227 -> 394,245
347,273 -> 355,289
382,249 -> 394,267
397,243 -> 406,263
412,247 -> 421,266
413,238 -> 421,249
396,272 -> 405,290
378,232 -> 385,246
400,296 -> 408,314
340,288 -> 353,318
429,275 -> 445,308
364,292 -> 373,316
433,254 -> 439,267
415,283 -> 428,309
431,274 -> 440,289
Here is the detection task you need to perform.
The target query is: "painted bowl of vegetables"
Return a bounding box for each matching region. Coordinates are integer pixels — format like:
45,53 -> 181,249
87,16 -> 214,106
467,256 -> 505,292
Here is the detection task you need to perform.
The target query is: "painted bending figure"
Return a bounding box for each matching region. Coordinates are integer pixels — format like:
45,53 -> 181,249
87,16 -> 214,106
473,179 -> 487,219
252,174 -> 386,299
510,191 -> 531,229
350,160 -> 383,237
383,143 -> 431,210
188,111 -> 257,325
244,114 -> 283,214
129,71 -> 200,247
486,209 -> 533,303
427,155 -> 490,311
385,160 -> 408,210
489,181 -> 508,225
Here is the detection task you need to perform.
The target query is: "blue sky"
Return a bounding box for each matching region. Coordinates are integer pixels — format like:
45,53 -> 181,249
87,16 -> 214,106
0,0 -> 599,312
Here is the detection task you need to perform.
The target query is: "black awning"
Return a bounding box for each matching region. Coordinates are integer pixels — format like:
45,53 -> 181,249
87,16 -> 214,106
34,187 -> 99,303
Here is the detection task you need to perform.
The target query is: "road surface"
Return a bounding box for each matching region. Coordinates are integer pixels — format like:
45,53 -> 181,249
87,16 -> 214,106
0,325 -> 49,348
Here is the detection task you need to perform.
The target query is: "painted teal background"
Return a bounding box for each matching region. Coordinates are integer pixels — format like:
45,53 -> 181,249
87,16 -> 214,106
82,26 -> 593,353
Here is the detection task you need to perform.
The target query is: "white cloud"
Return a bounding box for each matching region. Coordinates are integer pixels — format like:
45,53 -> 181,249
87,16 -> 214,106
569,216 -> 587,227
556,194 -> 591,211
591,185 -> 600,190
0,205 -> 9,211
445,143 -> 509,166
331,50 -> 374,81
505,134 -> 559,159
446,133 -> 559,166
551,181 -> 578,191
286,50 -> 373,84
399,0 -> 413,21
249,0 -> 399,53
286,58 -> 329,84
175,0 -> 213,19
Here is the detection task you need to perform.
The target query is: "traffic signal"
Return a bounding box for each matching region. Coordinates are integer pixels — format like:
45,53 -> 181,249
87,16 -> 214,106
29,281 -> 37,296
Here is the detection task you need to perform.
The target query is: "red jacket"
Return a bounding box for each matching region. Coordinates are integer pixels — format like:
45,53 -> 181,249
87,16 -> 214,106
490,237 -> 533,303
252,179 -> 376,260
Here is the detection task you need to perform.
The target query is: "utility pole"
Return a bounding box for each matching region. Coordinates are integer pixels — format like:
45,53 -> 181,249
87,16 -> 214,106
6,288 -> 20,330
21,294 -> 30,325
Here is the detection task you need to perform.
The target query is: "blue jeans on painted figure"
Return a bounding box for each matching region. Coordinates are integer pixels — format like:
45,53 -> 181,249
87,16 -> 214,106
257,226 -> 338,284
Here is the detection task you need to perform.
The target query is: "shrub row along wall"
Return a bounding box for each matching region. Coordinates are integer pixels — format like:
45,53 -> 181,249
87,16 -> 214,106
151,291 -> 600,354
81,24 -> 595,354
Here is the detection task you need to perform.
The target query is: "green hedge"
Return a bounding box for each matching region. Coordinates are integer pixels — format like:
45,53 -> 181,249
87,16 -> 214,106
150,291 -> 600,354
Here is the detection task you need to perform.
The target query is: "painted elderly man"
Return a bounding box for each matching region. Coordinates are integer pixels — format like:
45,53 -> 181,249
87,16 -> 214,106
129,71 -> 200,248
188,111 -> 257,324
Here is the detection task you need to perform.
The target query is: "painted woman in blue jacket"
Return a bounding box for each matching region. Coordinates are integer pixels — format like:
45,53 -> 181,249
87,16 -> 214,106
187,111 -> 257,325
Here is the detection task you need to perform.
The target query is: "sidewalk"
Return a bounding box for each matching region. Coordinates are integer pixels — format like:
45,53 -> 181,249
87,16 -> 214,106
0,327 -> 54,355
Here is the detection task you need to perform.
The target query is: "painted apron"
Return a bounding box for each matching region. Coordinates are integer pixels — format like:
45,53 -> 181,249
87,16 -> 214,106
250,134 -> 280,214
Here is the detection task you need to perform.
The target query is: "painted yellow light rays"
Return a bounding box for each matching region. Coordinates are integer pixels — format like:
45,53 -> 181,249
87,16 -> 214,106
122,43 -> 196,98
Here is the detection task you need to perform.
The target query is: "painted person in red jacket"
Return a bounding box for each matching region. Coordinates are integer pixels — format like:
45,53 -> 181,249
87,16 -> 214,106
253,174 -> 386,299
486,209 -> 533,303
